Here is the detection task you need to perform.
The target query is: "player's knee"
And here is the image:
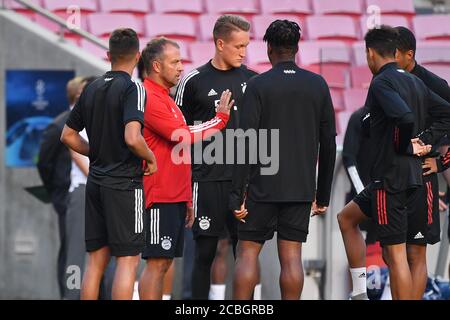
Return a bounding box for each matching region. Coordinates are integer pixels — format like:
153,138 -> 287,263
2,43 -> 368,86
149,258 -> 172,274
337,211 -> 350,230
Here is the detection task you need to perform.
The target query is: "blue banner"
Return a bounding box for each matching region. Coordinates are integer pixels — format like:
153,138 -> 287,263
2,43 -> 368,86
6,70 -> 75,167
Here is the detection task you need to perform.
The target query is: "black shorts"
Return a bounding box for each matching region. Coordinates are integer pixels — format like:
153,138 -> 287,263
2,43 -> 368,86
354,183 -> 426,246
422,174 -> 440,245
237,199 -> 312,243
192,181 -> 237,240
85,179 -> 145,256
142,202 -> 186,259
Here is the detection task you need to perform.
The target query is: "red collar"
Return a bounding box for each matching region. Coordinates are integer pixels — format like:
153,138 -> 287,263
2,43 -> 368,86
144,78 -> 170,95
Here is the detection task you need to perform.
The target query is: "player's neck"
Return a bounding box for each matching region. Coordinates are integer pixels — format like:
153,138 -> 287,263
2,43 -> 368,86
211,55 -> 233,71
406,60 -> 416,73
111,63 -> 134,76
376,58 -> 397,73
271,57 -> 295,67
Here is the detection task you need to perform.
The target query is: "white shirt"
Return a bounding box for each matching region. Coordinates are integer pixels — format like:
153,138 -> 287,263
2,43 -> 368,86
69,129 -> 89,192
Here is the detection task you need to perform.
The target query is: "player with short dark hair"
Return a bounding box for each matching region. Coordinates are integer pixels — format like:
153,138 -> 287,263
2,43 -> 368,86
61,28 -> 157,300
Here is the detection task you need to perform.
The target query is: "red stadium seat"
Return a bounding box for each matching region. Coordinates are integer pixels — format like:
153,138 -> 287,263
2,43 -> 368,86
145,14 -> 197,41
350,66 -> 372,88
306,16 -> 358,42
43,0 -> 97,13
416,41 -> 450,65
352,41 -> 366,66
360,15 -> 409,37
260,0 -> 311,16
88,13 -> 144,37
98,0 -> 149,14
199,14 -> 220,41
413,15 -> 450,41
299,41 -> 351,66
343,88 -> 368,112
312,0 -> 363,16
330,89 -> 345,111
253,15 -> 304,40
153,0 -> 203,15
365,0 -> 415,16
205,0 -> 258,15
189,42 -> 215,66
321,65 -> 350,89
80,38 -> 108,60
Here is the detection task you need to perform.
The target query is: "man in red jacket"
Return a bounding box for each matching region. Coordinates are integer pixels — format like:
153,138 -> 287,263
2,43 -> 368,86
138,37 -> 235,300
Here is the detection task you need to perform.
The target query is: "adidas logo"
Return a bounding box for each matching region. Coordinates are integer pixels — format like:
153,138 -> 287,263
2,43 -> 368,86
104,77 -> 113,82
414,232 -> 424,239
284,69 -> 296,74
208,89 -> 218,96
362,113 -> 370,121
397,69 -> 406,73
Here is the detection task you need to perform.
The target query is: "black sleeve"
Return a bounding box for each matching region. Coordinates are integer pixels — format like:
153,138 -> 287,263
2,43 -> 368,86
316,82 -> 337,206
66,98 -> 84,132
123,81 -> 145,126
371,79 -> 415,153
229,81 -> 262,211
175,73 -> 197,125
428,77 -> 450,104
37,122 -> 61,193
416,88 -> 450,146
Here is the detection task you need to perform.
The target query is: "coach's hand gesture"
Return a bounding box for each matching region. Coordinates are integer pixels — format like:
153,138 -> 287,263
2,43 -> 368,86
216,89 -> 235,115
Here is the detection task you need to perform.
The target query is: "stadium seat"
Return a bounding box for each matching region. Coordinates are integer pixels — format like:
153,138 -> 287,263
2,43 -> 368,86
189,42 -> 215,66
199,14 -> 221,41
80,38 -> 108,60
153,0 -> 204,15
98,0 -> 149,14
34,11 -> 89,34
321,65 -> 350,89
330,89 -> 345,111
343,88 -> 368,112
253,15 -> 304,40
306,16 -> 359,42
413,15 -> 450,40
246,41 -> 271,66
312,0 -> 363,16
360,15 -> 409,37
416,41 -> 450,65
425,65 -> 450,83
260,0 -> 312,16
43,0 -> 97,13
352,41 -> 366,66
350,65 -> 372,88
205,0 -> 258,15
337,111 -> 353,136
247,64 -> 272,74
145,14 -> 196,41
299,41 -> 351,66
88,13 -> 144,37
365,0 -> 415,16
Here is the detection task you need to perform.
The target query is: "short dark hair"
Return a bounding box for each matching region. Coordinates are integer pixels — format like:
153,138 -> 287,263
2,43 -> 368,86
395,26 -> 416,55
137,56 -> 146,81
263,20 -> 302,56
364,25 -> 399,58
108,28 -> 139,63
213,15 -> 250,43
140,37 -> 179,74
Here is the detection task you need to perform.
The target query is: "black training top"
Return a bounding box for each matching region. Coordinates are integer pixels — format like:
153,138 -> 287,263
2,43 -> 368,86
229,61 -> 337,210
411,63 -> 450,104
366,62 -> 450,193
175,61 -> 257,182
66,71 -> 146,190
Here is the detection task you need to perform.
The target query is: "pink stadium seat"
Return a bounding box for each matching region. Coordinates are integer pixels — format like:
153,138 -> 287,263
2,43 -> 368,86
43,0 -> 97,13
330,89 -> 345,111
312,0 -> 363,16
98,0 -> 149,14
352,41 -> 366,66
153,0 -> 203,15
34,11 -> 89,34
199,14 -> 220,41
80,38 -> 108,60
416,41 -> 450,65
246,41 -> 271,66
425,65 -> 450,83
321,65 -> 350,89
247,64 -> 272,74
350,66 -> 372,88
298,41 -> 351,66
253,15 -> 304,40
365,0 -> 415,16
343,88 -> 368,112
306,16 -> 358,42
205,0 -> 258,15
189,42 -> 215,65
88,13 -> 144,37
337,111 -> 353,136
413,15 -> 450,40
260,0 -> 311,16
145,14 -> 196,41
360,15 -> 409,37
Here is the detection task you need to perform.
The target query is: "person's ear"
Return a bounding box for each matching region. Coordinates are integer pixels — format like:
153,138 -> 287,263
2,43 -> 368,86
152,60 -> 161,74
216,39 -> 224,52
